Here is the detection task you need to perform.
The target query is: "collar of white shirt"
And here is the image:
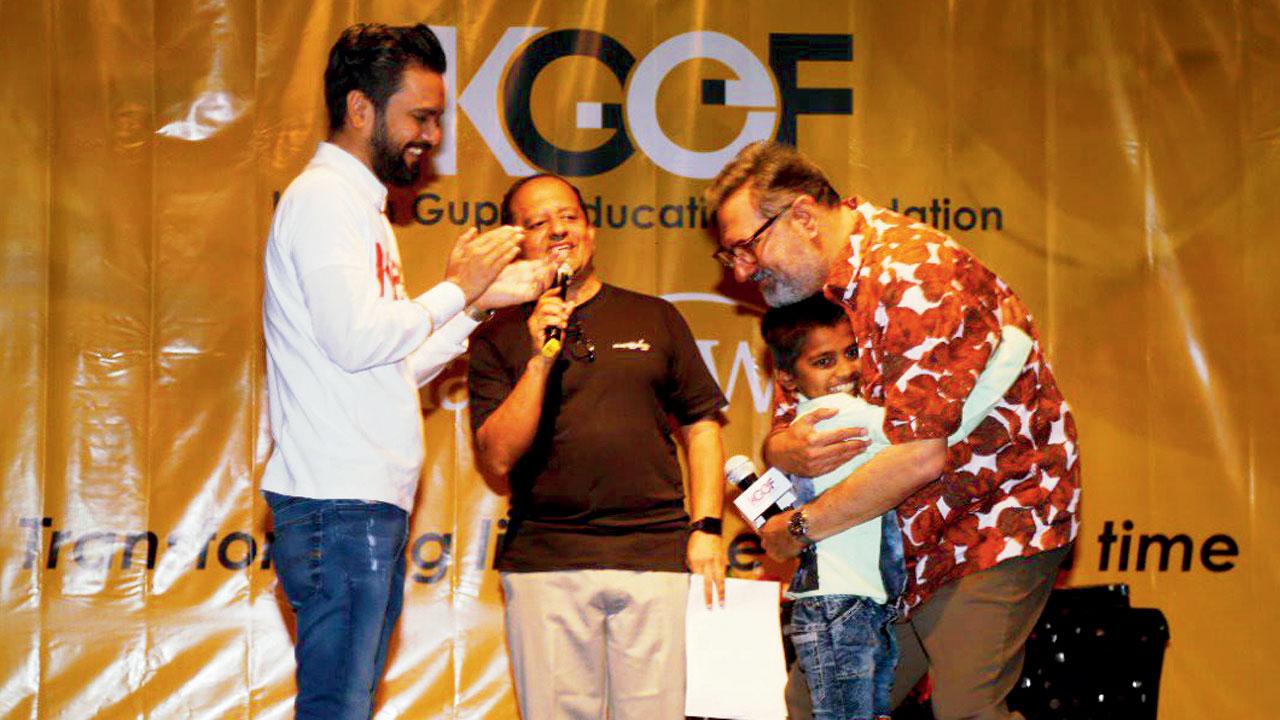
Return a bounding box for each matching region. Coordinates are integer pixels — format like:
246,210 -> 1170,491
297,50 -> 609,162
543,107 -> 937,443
311,141 -> 388,212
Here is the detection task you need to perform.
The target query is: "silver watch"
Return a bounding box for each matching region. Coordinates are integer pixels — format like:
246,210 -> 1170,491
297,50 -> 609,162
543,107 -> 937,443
464,305 -> 494,322
787,508 -> 814,545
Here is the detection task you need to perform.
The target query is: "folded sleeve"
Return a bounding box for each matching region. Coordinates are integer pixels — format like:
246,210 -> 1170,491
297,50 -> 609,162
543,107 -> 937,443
659,301 -> 727,425
407,312 -> 481,386
465,323 -> 518,435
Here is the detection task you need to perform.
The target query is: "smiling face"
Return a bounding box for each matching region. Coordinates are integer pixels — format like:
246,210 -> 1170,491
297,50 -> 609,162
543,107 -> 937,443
715,186 -> 828,307
369,63 -> 445,187
507,176 -> 597,280
780,321 -> 861,399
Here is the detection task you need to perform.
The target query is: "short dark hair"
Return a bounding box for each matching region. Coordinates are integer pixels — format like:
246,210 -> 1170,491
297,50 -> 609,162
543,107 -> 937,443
324,23 -> 447,133
500,173 -> 589,226
761,294 -> 849,374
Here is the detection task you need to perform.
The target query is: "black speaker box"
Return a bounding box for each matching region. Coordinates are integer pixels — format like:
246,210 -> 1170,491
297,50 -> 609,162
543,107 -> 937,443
1007,584 -> 1169,719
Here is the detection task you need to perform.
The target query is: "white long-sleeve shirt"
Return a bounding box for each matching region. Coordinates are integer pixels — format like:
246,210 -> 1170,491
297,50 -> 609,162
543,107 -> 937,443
262,142 -> 479,511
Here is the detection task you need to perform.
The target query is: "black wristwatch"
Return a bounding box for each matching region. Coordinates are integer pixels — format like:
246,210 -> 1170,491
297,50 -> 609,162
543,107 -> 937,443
689,517 -> 723,536
787,508 -> 815,545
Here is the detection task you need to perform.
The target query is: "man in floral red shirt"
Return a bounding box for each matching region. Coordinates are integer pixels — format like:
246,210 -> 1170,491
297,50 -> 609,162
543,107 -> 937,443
707,142 -> 1079,720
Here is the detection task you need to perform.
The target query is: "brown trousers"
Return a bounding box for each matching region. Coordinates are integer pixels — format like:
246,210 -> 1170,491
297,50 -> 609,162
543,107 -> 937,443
891,546 -> 1069,720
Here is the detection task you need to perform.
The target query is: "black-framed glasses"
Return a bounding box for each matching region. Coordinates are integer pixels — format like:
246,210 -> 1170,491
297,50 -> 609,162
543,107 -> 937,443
712,203 -> 791,268
565,323 -> 596,363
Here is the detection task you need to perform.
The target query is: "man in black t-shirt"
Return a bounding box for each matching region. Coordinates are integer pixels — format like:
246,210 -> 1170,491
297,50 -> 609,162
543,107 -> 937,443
467,174 -> 727,720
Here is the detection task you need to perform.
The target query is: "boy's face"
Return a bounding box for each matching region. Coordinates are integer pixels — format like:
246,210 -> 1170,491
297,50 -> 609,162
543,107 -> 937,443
780,321 -> 861,399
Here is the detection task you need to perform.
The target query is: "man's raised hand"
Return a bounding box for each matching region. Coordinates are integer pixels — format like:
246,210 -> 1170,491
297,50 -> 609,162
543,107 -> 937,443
445,226 -> 525,305
766,408 -> 869,477
473,259 -> 554,311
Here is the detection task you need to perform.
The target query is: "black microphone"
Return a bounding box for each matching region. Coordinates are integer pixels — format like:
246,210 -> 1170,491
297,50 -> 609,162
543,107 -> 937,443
540,261 -> 573,357
724,455 -> 798,529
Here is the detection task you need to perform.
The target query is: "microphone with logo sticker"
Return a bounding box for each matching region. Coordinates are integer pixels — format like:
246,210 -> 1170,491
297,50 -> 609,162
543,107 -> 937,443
724,455 -> 798,530
540,261 -> 574,357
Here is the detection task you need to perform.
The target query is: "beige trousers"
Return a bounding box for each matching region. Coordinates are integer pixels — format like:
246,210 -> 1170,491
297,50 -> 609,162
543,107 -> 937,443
892,546 -> 1069,720
501,569 -> 688,720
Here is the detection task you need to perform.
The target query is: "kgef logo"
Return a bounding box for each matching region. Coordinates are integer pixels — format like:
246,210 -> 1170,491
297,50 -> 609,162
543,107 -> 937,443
431,27 -> 852,179
749,477 -> 777,503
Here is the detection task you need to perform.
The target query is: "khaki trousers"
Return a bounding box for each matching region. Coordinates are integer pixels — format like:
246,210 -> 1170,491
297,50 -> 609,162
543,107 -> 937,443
892,546 -> 1069,720
501,569 -> 688,720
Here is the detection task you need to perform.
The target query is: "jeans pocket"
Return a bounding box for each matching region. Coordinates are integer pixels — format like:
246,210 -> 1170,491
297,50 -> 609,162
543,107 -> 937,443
829,599 -> 892,684
266,492 -> 327,530
788,626 -> 830,711
271,515 -> 324,609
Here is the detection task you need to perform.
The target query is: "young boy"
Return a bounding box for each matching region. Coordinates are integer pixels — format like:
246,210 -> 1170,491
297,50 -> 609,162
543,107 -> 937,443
761,294 -> 1032,720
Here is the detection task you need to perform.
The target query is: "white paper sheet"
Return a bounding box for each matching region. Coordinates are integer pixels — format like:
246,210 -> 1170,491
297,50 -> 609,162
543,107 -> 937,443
685,576 -> 788,720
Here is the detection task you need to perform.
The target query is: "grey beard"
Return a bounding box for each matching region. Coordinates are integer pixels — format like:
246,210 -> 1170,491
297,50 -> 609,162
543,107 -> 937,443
760,268 -> 826,307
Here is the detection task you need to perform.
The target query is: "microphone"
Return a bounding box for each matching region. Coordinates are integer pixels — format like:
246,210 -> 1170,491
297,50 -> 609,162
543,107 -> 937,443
540,261 -> 573,358
725,455 -> 798,529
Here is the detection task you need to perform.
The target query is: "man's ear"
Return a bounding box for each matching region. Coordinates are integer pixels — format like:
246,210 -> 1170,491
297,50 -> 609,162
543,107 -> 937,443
789,194 -> 821,235
345,89 -> 375,132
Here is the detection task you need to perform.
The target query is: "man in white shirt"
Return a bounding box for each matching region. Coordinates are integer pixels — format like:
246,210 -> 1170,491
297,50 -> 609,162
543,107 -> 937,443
261,23 -> 550,719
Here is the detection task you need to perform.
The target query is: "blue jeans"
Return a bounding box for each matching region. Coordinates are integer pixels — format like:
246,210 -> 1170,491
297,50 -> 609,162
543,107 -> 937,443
789,595 -> 898,720
265,491 -> 409,720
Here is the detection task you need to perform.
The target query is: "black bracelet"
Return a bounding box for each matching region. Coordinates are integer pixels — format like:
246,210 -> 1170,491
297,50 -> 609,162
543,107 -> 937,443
689,517 -> 723,536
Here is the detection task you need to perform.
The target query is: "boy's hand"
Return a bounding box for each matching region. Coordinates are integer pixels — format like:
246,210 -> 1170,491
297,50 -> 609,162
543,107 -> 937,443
766,408 -> 868,477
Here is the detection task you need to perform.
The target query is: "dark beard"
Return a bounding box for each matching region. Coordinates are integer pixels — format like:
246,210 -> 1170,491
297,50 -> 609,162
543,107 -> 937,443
370,113 -> 428,187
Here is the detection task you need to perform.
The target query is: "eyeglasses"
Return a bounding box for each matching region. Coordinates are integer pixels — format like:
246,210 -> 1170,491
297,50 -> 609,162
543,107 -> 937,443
712,204 -> 791,268
565,323 -> 596,363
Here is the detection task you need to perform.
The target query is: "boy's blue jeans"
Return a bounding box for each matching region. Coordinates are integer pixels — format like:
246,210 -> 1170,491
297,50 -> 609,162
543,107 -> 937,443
265,491 -> 409,720
788,594 -> 897,720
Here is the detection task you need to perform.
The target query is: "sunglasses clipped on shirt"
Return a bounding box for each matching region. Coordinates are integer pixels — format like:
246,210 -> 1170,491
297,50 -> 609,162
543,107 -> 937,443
564,322 -> 595,363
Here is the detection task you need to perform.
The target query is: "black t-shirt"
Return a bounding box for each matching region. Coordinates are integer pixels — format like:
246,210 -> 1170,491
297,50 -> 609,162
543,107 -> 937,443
467,284 -> 726,572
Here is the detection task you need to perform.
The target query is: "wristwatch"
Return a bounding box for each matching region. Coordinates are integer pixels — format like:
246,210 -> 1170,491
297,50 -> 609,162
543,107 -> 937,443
689,517 -> 723,536
787,508 -> 815,545
464,305 -> 495,322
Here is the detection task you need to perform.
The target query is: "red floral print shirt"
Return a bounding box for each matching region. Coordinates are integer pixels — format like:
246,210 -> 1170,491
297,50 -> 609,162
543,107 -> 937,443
773,199 -> 1080,614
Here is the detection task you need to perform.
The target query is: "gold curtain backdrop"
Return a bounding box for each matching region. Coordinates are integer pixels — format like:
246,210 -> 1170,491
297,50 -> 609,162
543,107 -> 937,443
1,1 -> 1277,718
